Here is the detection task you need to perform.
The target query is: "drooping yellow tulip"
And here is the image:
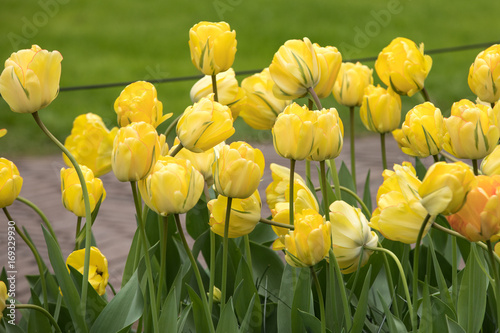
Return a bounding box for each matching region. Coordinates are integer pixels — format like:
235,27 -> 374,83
481,145 -> 500,176
66,247 -> 109,296
0,158 -> 23,208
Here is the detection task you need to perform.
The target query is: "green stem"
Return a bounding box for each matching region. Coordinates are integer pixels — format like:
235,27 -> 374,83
170,142 -> 184,158
314,185 -> 371,219
440,151 -> 461,163
486,240 -> 500,326
420,87 -> 431,102
157,216 -> 168,311
174,214 -> 215,333
131,181 -> 159,333
327,159 -> 341,200
308,87 -> 323,110
451,236 -> 458,304
289,159 -> 296,226
211,74 -> 219,102
328,249 -> 352,330
16,196 -> 59,246
259,217 -> 295,230
349,106 -> 357,191
244,235 -> 253,280
163,113 -> 181,139
108,282 -> 117,296
472,159 -> 479,175
432,154 -> 439,163
16,304 -> 62,333
380,133 -> 387,170
378,241 -> 400,317
319,161 -> 331,221
32,111 -> 93,317
306,160 -> 311,184
221,196 -> 233,308
311,267 -> 326,333
74,217 -> 82,250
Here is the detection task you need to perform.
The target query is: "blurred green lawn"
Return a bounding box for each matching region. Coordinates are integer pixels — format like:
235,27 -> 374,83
1,0 -> 499,155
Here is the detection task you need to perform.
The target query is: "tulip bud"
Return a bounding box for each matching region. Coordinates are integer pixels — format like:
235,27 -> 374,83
207,190 -> 261,238
468,44 -> 500,103
176,93 -> 235,153
375,37 -> 432,97
360,85 -> 401,134
66,246 -> 109,296
308,108 -> 344,161
0,281 -> 7,320
0,129 -> 6,138
333,62 -> 373,107
313,43 -> 342,99
481,145 -> 500,176
0,158 -> 23,208
0,45 -> 63,113
189,21 -> 237,75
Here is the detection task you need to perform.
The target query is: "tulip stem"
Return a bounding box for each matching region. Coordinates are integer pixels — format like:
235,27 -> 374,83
131,181 -> 160,333
16,196 -> 59,247
327,158 -> 341,200
319,161 -> 330,220
349,106 -> 357,191
244,235 -> 254,280
157,215 -> 168,311
472,159 -> 479,175
164,113 -> 181,140
420,87 -> 431,103
16,304 -> 62,333
486,240 -> 500,326
310,267 -> 326,333
258,217 -> 295,230
211,74 -> 219,102
32,111 -> 92,318
315,185 -> 371,219
432,154 -> 439,163
308,87 -> 323,110
174,213 -> 215,333
221,196 -> 233,308
289,159 -> 296,226
170,142 -> 184,158
380,133 -> 387,170
74,217 -> 82,250
378,241 -> 400,318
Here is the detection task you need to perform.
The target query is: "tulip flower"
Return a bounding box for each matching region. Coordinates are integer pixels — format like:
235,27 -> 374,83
111,121 -> 163,182
269,37 -> 320,100
139,156 -> 204,215
392,102 -> 445,157
0,158 -> 23,208
313,43 -> 342,99
360,85 -> 401,134
0,45 -> 63,113
207,190 -> 261,238
239,68 -> 291,130
66,246 -> 109,296
370,163 -> 429,244
284,209 -> 331,267
443,99 -> 500,160
468,44 -> 500,103
333,62 -> 373,107
375,37 -> 432,97
265,163 -> 306,211
114,81 -> 171,128
482,145 -> 500,176
63,113 -> 118,177
447,175 -> 500,242
419,161 -> 476,216
329,200 -> 378,274
189,21 -> 237,75
0,129 -> 6,138
308,108 -> 344,161
176,93 -> 234,153
0,281 -> 7,320
213,142 -> 265,199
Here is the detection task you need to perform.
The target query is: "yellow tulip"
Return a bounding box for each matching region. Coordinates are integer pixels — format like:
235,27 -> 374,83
0,45 -> 62,113
61,165 -> 106,217
139,156 -> 204,215
370,162 -> 429,244
111,121 -> 162,182
239,68 -> 291,130
114,81 -> 171,128
272,103 -> 317,160
213,142 -> 265,199
313,43 -> 342,99
392,102 -> 444,157
176,93 -> 235,153
309,108 -> 344,161
333,62 -> 373,107
0,158 -> 23,208
443,99 -> 500,159
419,161 -> 476,216
468,44 -> 500,103
66,246 -> 108,296
207,190 -> 261,238
269,37 -> 320,100
189,21 -> 237,75
265,163 -> 306,211
447,175 -> 500,242
360,85 -> 401,134
0,129 -> 6,138
375,37 -> 432,97
0,281 -> 7,320
284,209 -> 331,267
481,145 -> 500,176
329,200 -> 378,274
63,113 -> 118,177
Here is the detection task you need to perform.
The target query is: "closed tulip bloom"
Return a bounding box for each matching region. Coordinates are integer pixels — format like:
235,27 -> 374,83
333,62 -> 373,107
177,93 -> 234,153
0,45 -> 62,113
139,156 -> 204,215
269,37 -> 320,100
419,162 -> 476,216
284,209 -> 331,267
0,158 -> 23,208
370,163 -> 429,243
189,21 -> 237,75
240,68 -> 291,130
392,102 -> 444,157
61,165 -> 106,217
313,43 -> 342,99
0,281 -> 8,319
66,247 -> 108,296
208,190 -> 261,238
447,175 -> 500,242
468,45 -> 500,103
265,163 -> 306,211
112,121 -> 162,182
360,85 -> 402,134
329,201 -> 378,274
375,37 -> 432,97
272,103 -> 317,160
309,108 -> 344,161
481,145 -> 500,176
0,129 -> 6,138
443,99 -> 500,159
213,142 -> 265,199
114,81 -> 171,128
63,113 -> 118,177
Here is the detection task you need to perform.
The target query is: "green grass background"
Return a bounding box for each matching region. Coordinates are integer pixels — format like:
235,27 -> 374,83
1,0 -> 499,155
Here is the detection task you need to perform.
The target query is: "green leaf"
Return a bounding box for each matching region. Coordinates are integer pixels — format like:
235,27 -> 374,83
339,162 -> 357,206
351,267 -> 371,333
378,291 -> 407,333
27,289 -> 51,333
249,222 -> 278,246
158,286 -> 177,333
277,265 -> 296,333
297,309 -> 323,333
177,303 -> 192,332
291,268 -> 313,333
239,294 -> 257,333
234,258 -> 262,333
415,157 -> 427,181
431,296 -> 456,332
216,298 -> 239,333
186,196 -> 210,240
418,282 -> 433,333
428,237 -> 454,312
362,170 -> 372,213
187,285 -> 211,333
5,322 -> 25,333
446,316 -> 466,333
121,226 -> 140,288
249,242 -> 284,302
